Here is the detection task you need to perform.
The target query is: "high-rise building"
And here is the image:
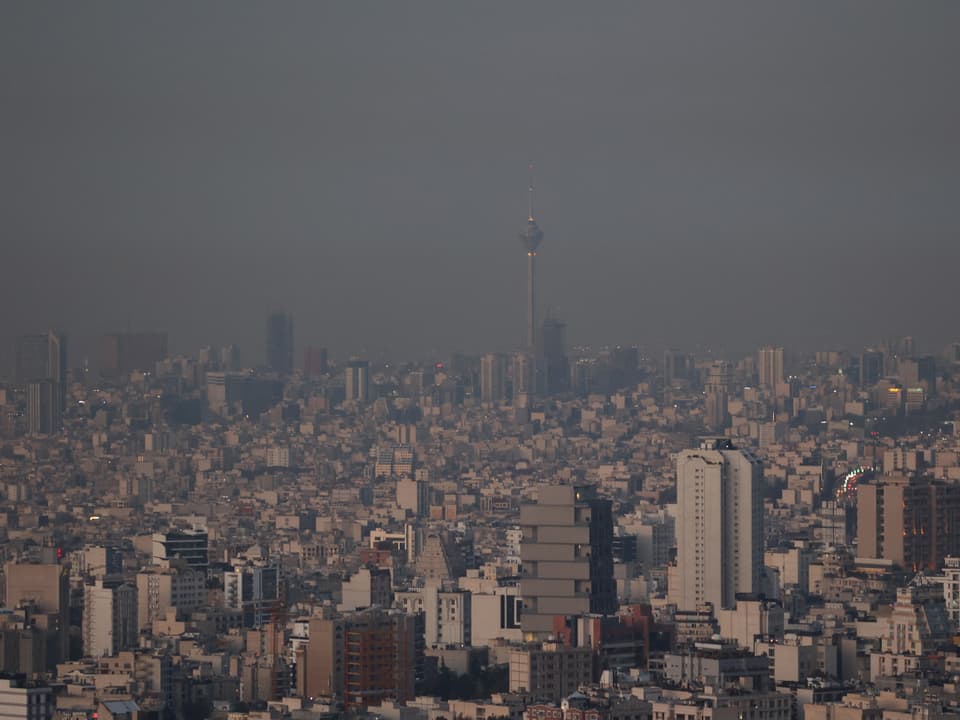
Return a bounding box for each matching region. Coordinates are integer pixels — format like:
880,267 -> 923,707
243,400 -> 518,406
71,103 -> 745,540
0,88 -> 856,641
672,438 -> 763,612
16,331 -> 67,405
301,608 -> 417,711
519,167 -> 544,351
303,346 -> 328,378
82,579 -> 137,657
151,530 -> 209,571
224,563 -> 281,627
538,318 -> 569,396
99,332 -> 168,378
4,562 -> 70,667
664,349 -> 694,388
704,362 -> 731,431
266,312 -> 294,374
857,474 -> 960,572
757,346 -> 784,390
511,351 -> 534,409
345,359 -> 370,404
26,381 -> 61,435
860,349 -> 885,389
519,484 -> 615,637
136,563 -> 205,630
0,677 -> 53,720
480,353 -> 508,404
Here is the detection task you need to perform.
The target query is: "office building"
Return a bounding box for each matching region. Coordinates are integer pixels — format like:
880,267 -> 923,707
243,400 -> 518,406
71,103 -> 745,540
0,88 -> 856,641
757,346 -> 784,390
664,349 -> 694,388
672,438 -> 763,612
519,484 -> 615,637
509,642 -> 593,704
151,530 -> 209,571
301,608 -> 416,710
99,332 -> 168,378
345,359 -> 370,404
480,352 -> 508,404
82,579 -> 137,657
266,311 -> 294,374
26,381 -> 61,435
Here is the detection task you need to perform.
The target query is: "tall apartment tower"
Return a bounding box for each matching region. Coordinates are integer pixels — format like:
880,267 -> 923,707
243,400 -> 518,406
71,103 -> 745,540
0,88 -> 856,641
519,484 -> 615,638
538,318 -> 569,396
757,346 -> 784,390
480,353 -> 508,404
704,361 -> 731,430
345,359 -> 370,404
672,438 -> 763,612
83,579 -> 137,657
27,381 -> 61,435
511,351 -> 534,409
266,311 -> 294,374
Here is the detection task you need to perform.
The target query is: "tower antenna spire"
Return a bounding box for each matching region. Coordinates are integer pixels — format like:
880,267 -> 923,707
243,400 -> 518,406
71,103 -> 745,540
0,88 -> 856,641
528,162 -> 535,221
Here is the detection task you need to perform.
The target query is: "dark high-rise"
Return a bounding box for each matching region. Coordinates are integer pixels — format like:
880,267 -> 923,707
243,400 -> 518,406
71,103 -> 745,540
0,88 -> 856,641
99,332 -> 168,378
266,312 -> 294,375
538,317 -> 569,396
15,331 -> 67,387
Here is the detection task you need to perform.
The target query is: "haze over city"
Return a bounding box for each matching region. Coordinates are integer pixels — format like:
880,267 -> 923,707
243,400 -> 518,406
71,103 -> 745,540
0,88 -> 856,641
3,2 -> 960,367
5,5 -> 960,720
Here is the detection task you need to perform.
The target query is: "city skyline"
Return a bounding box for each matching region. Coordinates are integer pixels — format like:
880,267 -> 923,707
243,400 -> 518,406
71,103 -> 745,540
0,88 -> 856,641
3,3 -> 960,366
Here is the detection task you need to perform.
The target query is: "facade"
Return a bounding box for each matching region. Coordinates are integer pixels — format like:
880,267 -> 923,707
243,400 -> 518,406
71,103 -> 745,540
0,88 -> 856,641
26,381 -> 61,435
266,311 -> 294,375
223,564 -> 281,627
704,363 -> 731,430
82,579 -> 138,657
136,565 -> 205,630
509,643 -> 592,704
99,332 -> 168,378
4,563 -> 70,667
672,438 -> 763,612
15,331 -> 66,387
520,484 -> 615,637
302,609 -> 416,710
856,474 -> 960,571
151,530 -> 209,571
757,346 -> 784,390
345,359 -> 370,404
480,352 -> 508,404
0,677 -> 53,720
303,346 -> 328,377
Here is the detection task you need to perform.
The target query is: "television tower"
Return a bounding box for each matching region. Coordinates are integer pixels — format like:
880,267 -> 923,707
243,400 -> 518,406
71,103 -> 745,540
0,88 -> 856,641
520,164 -> 544,350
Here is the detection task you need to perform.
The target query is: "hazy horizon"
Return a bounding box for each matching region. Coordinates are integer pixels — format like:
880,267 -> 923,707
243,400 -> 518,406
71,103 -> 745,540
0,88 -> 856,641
3,2 -> 959,370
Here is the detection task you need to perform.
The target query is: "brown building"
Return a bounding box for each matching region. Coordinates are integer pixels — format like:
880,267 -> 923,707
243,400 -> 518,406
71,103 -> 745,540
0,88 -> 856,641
857,473 -> 960,571
4,562 -> 70,668
99,332 -> 168,378
300,608 -> 416,710
303,347 -> 328,378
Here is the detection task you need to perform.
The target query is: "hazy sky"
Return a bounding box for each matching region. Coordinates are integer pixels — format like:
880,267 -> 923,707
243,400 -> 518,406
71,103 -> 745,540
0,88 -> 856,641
2,2 -> 959,367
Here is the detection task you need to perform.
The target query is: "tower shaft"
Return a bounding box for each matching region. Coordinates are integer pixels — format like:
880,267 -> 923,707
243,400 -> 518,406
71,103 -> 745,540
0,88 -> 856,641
527,251 -> 536,350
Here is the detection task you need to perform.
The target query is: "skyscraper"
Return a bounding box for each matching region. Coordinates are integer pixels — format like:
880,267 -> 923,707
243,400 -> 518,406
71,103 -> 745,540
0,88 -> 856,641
99,332 -> 168,378
16,331 -> 67,411
704,361 -> 731,430
672,438 -> 763,612
266,312 -> 294,374
757,345 -> 784,390
303,346 -> 328,378
27,381 -> 61,435
519,484 -> 615,638
480,352 -> 508,404
519,167 -> 544,351
345,359 -> 370,404
538,318 -> 569,396
511,351 -> 534,409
